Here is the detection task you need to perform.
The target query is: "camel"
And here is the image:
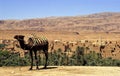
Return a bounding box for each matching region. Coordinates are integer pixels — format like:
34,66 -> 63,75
14,35 -> 48,70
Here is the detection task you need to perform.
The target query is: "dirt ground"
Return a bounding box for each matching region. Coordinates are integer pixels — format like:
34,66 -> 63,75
0,66 -> 120,76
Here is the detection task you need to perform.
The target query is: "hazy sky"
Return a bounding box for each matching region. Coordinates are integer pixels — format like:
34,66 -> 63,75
0,0 -> 120,20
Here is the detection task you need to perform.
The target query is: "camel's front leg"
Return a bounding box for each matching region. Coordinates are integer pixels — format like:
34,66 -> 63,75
29,50 -> 33,70
34,51 -> 39,70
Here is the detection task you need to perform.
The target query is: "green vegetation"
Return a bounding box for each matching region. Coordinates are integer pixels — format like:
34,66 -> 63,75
0,50 -> 30,66
0,46 -> 120,66
0,44 -> 6,49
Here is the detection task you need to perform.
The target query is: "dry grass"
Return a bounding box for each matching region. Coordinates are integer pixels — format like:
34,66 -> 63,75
0,66 -> 120,76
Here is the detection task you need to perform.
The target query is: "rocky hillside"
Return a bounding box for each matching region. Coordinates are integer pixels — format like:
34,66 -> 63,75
0,12 -> 120,32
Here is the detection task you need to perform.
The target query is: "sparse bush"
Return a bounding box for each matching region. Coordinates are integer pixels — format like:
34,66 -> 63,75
0,50 -> 30,66
0,46 -> 120,66
0,44 -> 6,49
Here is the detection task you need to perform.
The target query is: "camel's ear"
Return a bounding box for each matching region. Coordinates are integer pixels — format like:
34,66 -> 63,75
14,35 -> 18,39
14,35 -> 24,40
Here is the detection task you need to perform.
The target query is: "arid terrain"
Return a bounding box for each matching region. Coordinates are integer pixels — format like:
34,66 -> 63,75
0,12 -> 120,76
0,12 -> 120,41
0,30 -> 120,41
0,66 -> 120,76
0,12 -> 120,32
0,14 -> 120,59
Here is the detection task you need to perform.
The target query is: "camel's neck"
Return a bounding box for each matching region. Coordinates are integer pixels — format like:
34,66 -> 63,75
18,40 -> 28,50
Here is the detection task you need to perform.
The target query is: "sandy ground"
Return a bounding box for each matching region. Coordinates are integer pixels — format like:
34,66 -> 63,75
0,66 -> 120,76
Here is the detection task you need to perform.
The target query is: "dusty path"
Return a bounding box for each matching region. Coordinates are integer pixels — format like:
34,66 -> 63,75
0,66 -> 120,76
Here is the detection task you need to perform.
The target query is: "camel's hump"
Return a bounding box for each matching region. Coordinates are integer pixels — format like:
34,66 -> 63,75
28,36 -> 48,46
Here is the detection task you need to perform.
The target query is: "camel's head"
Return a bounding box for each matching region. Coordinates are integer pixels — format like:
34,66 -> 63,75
14,35 -> 25,41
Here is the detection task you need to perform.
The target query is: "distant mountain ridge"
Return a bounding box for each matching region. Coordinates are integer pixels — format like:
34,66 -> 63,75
0,12 -> 120,32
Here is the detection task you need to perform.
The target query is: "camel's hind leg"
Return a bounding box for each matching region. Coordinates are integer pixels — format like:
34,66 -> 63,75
43,50 -> 48,69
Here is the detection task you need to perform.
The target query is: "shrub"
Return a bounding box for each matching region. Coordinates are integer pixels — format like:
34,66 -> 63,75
0,44 -> 6,49
0,50 -> 30,66
0,47 -> 120,66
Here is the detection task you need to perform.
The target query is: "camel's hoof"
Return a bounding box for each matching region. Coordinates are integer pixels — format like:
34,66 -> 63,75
36,67 -> 40,70
42,67 -> 47,69
29,68 -> 33,70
